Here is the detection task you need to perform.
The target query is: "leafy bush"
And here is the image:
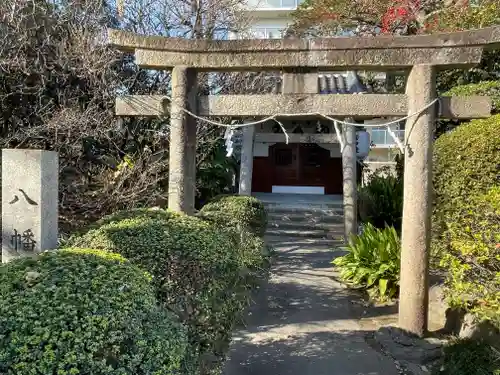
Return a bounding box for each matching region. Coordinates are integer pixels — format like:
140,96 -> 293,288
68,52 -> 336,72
198,195 -> 271,277
433,115 -> 500,225
433,115 -> 500,327
358,171 -> 403,232
439,187 -> 500,328
443,80 -> 500,114
199,195 -> 268,237
333,223 -> 401,300
437,339 -> 500,375
68,209 -> 263,373
0,248 -> 188,375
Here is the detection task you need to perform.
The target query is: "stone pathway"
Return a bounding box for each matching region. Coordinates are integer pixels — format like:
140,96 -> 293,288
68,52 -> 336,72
222,238 -> 404,375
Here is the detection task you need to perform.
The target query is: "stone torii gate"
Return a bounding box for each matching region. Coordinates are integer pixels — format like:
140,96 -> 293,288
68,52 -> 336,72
109,26 -> 499,337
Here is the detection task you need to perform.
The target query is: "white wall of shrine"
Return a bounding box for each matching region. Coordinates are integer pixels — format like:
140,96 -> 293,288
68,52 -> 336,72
253,141 -> 342,157
252,120 -> 341,157
254,120 -> 333,133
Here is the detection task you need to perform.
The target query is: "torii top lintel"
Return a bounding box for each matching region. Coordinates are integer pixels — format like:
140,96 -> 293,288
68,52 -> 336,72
107,27 -> 500,71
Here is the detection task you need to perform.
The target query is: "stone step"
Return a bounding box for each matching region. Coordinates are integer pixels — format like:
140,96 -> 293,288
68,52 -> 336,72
265,227 -> 343,239
255,193 -> 342,205
265,235 -> 344,247
267,211 -> 344,224
262,199 -> 343,208
265,206 -> 344,216
267,220 -> 344,231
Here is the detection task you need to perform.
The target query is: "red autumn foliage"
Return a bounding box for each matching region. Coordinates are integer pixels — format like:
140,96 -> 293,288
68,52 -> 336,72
381,0 -> 420,33
380,0 -> 470,34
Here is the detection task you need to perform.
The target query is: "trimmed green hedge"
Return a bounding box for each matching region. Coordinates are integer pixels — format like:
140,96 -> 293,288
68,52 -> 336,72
433,115 -> 500,234
68,209 -> 262,374
198,195 -> 271,284
433,115 -> 500,328
199,195 -> 268,237
0,248 -> 188,375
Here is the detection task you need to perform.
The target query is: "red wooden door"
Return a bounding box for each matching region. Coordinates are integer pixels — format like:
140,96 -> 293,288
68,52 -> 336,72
299,143 -> 331,186
258,143 -> 342,194
270,144 -> 300,186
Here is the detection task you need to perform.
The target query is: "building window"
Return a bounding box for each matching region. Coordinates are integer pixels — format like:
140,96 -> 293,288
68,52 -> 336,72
257,0 -> 304,8
281,0 -> 299,7
371,127 -> 405,146
251,27 -> 284,39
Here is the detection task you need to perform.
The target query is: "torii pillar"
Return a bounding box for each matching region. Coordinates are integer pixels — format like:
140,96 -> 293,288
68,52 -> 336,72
399,65 -> 437,336
168,66 -> 198,214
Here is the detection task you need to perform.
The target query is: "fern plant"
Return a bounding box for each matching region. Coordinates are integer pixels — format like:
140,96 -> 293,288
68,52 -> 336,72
333,223 -> 401,300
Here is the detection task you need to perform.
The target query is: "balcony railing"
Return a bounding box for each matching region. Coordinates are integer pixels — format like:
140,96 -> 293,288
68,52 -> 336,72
371,129 -> 405,146
245,0 -> 304,9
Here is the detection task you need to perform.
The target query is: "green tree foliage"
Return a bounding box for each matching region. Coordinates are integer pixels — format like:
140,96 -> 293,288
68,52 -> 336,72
433,0 -> 500,92
290,0 -> 500,37
0,0 -> 247,233
433,115 -> 500,328
196,139 -> 238,208
333,224 -> 401,300
289,0 -> 500,103
0,248 -> 189,375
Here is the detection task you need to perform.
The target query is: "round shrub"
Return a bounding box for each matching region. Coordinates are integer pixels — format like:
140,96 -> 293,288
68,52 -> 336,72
68,209 -> 254,373
198,195 -> 271,285
434,115 -> 500,328
440,338 -> 500,375
0,248 -> 188,375
433,115 -> 500,240
199,195 -> 268,237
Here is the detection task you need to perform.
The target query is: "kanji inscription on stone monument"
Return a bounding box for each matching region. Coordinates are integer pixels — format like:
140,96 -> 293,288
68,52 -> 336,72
10,229 -> 37,253
2,149 -> 59,263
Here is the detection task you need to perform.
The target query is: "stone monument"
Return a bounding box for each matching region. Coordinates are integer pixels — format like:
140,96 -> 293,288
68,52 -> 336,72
2,149 -> 58,263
